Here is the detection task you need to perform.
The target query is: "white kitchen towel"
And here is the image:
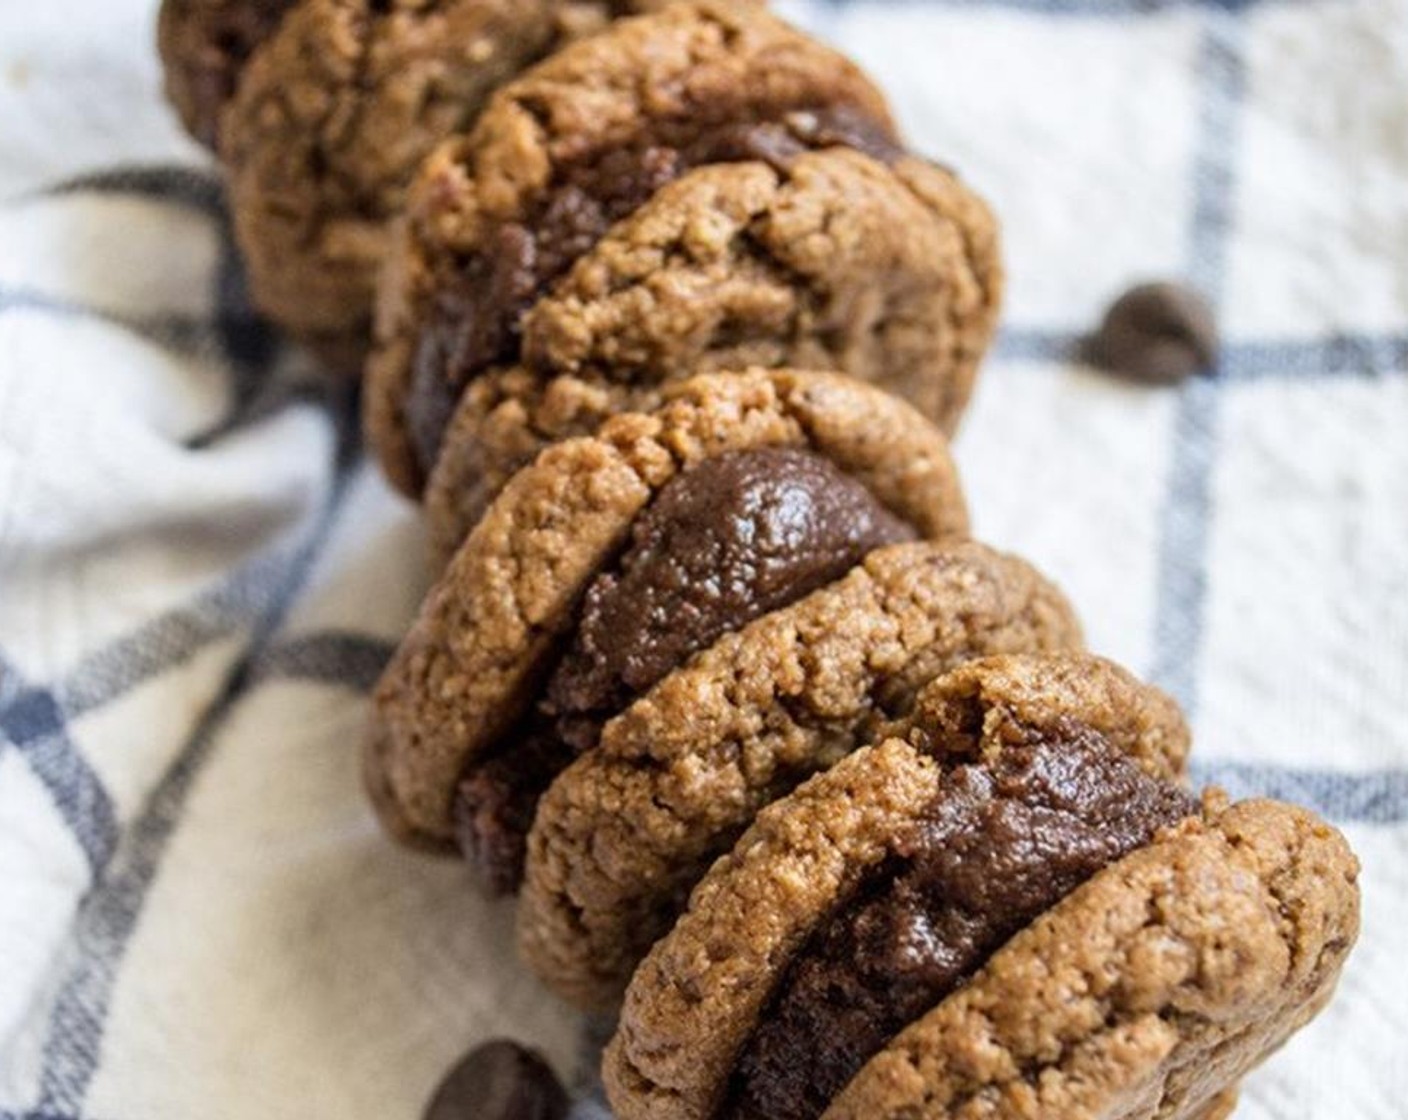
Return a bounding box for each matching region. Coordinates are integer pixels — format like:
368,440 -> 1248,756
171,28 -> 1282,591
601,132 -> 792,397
0,0 -> 1404,1117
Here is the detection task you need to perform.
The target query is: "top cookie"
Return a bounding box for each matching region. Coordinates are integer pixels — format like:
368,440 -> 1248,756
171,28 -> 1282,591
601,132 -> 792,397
364,0 -> 901,494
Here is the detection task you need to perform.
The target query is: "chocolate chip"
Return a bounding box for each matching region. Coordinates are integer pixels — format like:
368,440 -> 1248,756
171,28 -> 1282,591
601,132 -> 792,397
1088,281 -> 1219,384
424,1040 -> 569,1120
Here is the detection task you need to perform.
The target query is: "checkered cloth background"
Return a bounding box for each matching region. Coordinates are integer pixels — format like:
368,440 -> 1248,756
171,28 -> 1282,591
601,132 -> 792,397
1,0 -> 1404,1116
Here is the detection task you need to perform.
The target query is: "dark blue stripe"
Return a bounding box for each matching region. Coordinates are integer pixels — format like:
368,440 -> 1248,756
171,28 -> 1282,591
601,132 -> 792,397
1149,375 -> 1220,707
54,549 -> 302,718
34,165 -> 225,218
251,632 -> 395,693
1185,19 -> 1246,303
8,279 -> 1401,391
0,1112 -> 87,1120
207,202 -> 284,427
1195,762 -> 1408,824
996,328 -> 1408,379
1148,13 -> 1247,714
183,381 -> 332,451
31,393 -> 361,1115
0,286 -> 267,360
993,327 -> 1083,364
1221,333 -> 1408,381
0,661 -> 119,878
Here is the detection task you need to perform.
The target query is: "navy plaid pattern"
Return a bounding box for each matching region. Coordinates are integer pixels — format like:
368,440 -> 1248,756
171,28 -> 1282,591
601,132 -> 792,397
0,0 -> 1403,1115
0,164 -> 385,1118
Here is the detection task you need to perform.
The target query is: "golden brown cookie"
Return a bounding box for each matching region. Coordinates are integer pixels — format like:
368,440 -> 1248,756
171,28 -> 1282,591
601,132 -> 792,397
366,369 -> 969,852
605,720 -> 1358,1120
516,551 -> 1087,1010
157,0 -> 295,149
363,0 -> 906,495
422,148 -> 1001,567
219,0 -> 669,371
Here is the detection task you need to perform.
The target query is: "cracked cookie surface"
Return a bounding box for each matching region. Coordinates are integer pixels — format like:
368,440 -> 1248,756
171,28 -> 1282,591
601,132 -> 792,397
824,797 -> 1358,1120
456,445 -> 917,895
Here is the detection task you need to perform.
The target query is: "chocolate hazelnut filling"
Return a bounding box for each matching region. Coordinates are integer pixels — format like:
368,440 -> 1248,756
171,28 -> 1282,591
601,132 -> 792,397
724,733 -> 1198,1120
453,447 -> 916,894
405,105 -> 904,475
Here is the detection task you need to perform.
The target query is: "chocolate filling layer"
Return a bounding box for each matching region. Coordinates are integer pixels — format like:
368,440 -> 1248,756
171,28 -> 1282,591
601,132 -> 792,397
406,104 -> 903,474
725,734 -> 1199,1120
453,447 -> 915,893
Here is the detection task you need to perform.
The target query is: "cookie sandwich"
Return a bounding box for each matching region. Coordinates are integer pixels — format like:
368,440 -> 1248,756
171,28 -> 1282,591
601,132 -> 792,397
365,0 -> 1001,496
421,145 -> 1000,567
605,654 -> 1361,1120
366,368 -> 976,880
516,550 -> 1085,1009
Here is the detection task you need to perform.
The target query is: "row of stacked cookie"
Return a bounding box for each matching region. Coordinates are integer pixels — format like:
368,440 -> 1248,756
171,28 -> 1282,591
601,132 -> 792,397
161,0 -> 1000,559
364,366 -> 1358,1119
159,3 -> 1360,1118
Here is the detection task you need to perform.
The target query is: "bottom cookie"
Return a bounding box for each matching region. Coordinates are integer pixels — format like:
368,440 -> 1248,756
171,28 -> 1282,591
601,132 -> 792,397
604,664 -> 1360,1120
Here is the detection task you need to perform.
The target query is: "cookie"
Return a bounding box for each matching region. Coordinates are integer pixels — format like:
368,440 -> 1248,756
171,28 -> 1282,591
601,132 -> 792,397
366,369 -> 969,854
515,551 -> 1086,1010
219,0 -> 668,371
422,148 -> 1001,567
604,677 -> 1359,1120
157,0 -> 295,149
363,0 -> 908,495
822,798 -> 1355,1120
